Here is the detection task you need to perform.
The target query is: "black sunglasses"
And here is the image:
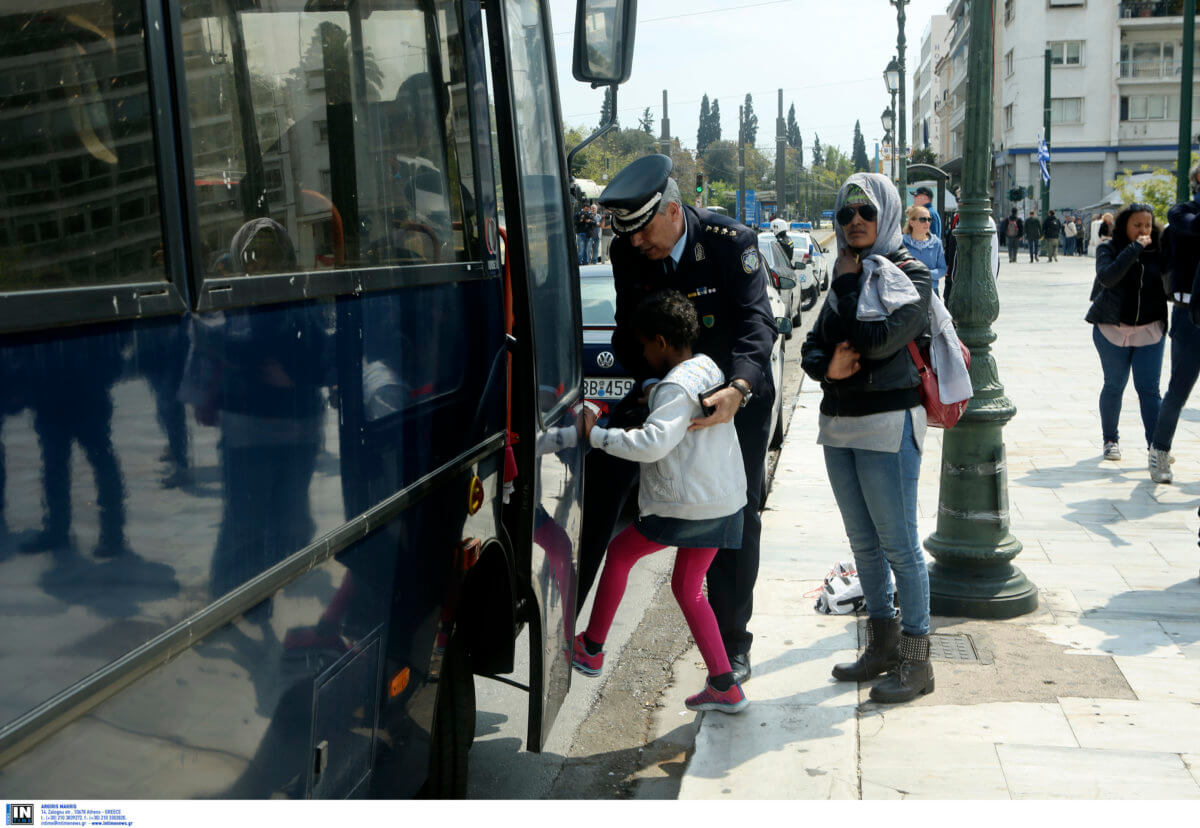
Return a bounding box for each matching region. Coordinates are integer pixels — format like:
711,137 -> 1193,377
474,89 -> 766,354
913,216 -> 931,223
837,204 -> 878,225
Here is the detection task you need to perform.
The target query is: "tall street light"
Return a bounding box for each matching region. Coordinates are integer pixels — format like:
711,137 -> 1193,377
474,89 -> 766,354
887,0 -> 909,207
923,0 -> 1037,619
884,58 -> 900,189
881,107 -> 895,182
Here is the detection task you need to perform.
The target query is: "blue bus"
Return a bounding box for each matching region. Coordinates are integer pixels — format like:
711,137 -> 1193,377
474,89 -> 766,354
0,0 -> 634,798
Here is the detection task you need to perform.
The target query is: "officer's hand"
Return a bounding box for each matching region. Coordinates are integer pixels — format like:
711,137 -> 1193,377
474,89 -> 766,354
826,341 -> 861,380
690,387 -> 740,430
835,248 -> 862,277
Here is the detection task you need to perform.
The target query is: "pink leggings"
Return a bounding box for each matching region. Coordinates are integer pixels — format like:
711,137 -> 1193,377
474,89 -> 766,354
583,524 -> 731,678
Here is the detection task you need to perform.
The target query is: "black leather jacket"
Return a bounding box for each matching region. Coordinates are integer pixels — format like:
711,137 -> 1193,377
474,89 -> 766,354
1086,239 -> 1167,328
801,249 -> 931,417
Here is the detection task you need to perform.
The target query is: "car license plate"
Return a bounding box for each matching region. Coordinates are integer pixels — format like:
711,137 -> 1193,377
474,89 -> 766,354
584,377 -> 634,400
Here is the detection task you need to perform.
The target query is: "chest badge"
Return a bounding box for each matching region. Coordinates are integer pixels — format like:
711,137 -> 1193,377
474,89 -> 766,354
741,247 -> 760,274
702,314 -> 715,328
694,243 -> 706,261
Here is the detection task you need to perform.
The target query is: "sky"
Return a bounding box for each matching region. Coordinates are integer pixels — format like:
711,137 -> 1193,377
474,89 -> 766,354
548,0 -> 951,161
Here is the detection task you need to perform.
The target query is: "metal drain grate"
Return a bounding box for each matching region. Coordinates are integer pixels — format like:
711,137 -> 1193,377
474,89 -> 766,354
929,633 -> 979,662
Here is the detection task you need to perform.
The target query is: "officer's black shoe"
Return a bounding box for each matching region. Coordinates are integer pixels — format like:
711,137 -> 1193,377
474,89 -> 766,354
20,530 -> 70,554
93,538 -> 132,559
729,652 -> 751,684
832,616 -> 900,682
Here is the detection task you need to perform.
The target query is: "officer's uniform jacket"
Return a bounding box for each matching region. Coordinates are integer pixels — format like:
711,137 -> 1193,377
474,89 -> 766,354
608,205 -> 778,399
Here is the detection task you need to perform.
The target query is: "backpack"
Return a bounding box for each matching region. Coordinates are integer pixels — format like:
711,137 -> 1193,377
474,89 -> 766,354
1005,217 -> 1020,237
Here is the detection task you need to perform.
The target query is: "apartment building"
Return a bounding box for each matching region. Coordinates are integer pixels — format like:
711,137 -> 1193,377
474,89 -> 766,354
912,14 -> 951,156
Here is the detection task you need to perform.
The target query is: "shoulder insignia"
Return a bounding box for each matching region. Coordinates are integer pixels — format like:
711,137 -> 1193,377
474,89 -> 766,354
741,247 -> 759,274
694,243 -> 705,261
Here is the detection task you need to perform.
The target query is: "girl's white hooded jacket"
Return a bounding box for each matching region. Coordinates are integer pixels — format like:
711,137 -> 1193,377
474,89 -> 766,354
588,354 -> 747,521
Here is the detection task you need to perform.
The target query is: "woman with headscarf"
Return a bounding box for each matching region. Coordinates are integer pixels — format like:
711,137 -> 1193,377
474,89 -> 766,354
800,173 -> 934,704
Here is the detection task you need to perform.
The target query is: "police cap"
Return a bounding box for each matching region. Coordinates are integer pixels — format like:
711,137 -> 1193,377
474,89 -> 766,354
598,154 -> 673,235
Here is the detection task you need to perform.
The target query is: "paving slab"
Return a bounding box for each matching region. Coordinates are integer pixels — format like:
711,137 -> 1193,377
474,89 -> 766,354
1113,655 -> 1200,702
1059,698 -> 1200,753
996,744 -> 1200,799
1031,620 -> 1185,658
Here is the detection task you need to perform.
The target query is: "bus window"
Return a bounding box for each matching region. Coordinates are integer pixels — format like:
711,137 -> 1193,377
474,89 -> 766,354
179,0 -> 478,289
502,0 -> 579,418
0,2 -> 167,292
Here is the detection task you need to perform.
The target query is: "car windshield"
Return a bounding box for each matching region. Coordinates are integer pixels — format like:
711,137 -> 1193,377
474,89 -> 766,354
580,275 -> 617,326
788,232 -> 811,249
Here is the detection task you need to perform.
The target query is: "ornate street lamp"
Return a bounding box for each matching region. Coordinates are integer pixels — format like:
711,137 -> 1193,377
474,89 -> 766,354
881,108 -> 895,181
887,0 -> 908,205
884,58 -> 900,97
924,0 -> 1037,618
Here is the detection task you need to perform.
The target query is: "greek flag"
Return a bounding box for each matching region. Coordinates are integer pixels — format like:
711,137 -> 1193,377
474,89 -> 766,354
1038,137 -> 1051,184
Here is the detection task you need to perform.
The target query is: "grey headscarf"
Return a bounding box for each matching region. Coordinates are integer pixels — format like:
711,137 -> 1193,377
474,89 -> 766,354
831,172 -> 918,320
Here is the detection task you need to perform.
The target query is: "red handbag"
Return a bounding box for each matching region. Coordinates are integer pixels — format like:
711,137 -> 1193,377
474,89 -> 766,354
907,340 -> 971,429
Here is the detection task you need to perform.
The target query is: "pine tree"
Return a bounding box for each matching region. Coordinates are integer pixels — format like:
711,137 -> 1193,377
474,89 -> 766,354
811,134 -> 824,168
742,93 -> 758,147
852,120 -> 870,172
786,103 -> 800,150
711,99 -> 722,142
599,87 -> 618,127
639,107 -> 654,135
698,95 -> 711,153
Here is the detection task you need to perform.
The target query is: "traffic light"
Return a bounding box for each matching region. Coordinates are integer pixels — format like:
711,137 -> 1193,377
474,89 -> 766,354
695,172 -> 704,194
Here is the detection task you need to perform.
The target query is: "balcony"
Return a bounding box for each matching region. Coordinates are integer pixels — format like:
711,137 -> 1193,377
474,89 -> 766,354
1119,0 -> 1193,19
1118,58 -> 1181,79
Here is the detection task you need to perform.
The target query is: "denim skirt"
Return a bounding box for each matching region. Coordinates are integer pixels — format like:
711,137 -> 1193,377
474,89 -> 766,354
635,511 -> 744,550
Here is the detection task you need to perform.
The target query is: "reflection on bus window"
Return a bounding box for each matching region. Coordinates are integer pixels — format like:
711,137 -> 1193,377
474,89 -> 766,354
0,2 -> 167,290
179,0 -> 477,277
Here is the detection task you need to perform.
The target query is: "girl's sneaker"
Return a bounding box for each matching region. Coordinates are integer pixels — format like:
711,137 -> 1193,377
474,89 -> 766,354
685,680 -> 749,713
1103,441 -> 1121,461
571,633 -> 604,677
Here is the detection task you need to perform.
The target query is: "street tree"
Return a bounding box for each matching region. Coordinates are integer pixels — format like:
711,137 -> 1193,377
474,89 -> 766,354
698,95 -> 712,153
638,107 -> 654,135
911,147 -> 938,166
811,134 -> 824,168
786,103 -> 801,150
599,86 -> 618,128
710,99 -> 722,142
852,121 -> 870,172
742,93 -> 758,147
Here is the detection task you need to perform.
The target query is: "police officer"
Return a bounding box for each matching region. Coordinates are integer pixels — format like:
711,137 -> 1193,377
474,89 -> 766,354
770,217 -> 795,262
579,155 -> 777,682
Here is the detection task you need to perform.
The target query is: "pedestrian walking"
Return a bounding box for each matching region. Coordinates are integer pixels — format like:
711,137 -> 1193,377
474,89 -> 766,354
587,204 -> 602,264
587,154 -> 777,684
1003,208 -> 1024,263
1086,204 -> 1167,462
573,290 -> 750,713
1025,209 -> 1043,262
902,204 -> 947,296
911,186 -> 942,240
800,172 -> 935,704
599,208 -> 614,263
575,203 -> 594,266
1098,213 -> 1114,246
1149,164 -> 1200,484
1043,210 -> 1063,261
1064,216 -> 1078,256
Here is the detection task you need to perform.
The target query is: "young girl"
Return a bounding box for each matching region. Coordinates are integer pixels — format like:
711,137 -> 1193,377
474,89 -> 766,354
574,290 -> 749,713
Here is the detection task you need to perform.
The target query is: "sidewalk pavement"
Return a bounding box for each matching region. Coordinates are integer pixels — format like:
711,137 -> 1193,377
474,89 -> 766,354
677,253 -> 1200,799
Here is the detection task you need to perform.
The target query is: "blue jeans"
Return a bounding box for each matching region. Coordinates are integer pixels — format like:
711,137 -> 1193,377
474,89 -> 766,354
1152,304 -> 1200,451
823,411 -> 929,636
1028,239 -> 1039,260
1092,325 -> 1164,445
576,232 -> 589,265
1065,236 -> 1077,256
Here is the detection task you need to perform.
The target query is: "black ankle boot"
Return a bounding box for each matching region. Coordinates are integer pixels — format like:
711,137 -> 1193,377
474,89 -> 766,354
832,616 -> 900,682
869,632 -> 934,703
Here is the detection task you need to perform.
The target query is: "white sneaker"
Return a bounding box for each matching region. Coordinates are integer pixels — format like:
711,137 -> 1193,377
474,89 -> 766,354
1103,441 -> 1121,461
1149,447 -> 1173,484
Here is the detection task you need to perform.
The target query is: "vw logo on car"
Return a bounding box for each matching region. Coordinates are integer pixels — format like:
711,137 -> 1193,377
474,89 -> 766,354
596,351 -> 615,369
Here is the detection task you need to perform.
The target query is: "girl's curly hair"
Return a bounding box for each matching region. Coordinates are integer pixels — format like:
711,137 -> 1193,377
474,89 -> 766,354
631,290 -> 698,350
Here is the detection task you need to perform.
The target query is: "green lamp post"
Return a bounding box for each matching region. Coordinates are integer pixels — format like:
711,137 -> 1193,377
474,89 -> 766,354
923,0 -> 1037,619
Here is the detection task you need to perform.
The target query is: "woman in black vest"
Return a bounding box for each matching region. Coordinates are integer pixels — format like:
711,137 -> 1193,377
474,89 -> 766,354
1086,204 -> 1167,462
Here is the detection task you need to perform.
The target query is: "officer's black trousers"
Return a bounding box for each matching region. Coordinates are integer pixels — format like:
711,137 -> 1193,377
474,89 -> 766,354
576,390 -> 772,659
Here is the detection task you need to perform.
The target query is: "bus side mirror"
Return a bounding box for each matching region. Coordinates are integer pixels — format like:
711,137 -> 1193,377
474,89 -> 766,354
776,317 -> 793,335
777,275 -> 796,291
572,0 -> 637,85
